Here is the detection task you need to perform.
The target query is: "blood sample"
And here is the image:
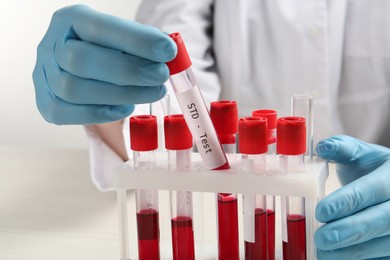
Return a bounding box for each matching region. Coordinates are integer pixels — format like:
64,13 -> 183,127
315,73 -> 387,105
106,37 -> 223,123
282,214 -> 306,260
217,194 -> 240,260
130,115 -> 160,260
245,208 -> 267,259
277,116 -> 306,260
137,209 -> 160,260
239,116 -> 268,260
266,209 -> 276,260
252,109 -> 277,260
171,216 -> 195,260
164,114 -> 195,260
210,100 -> 240,259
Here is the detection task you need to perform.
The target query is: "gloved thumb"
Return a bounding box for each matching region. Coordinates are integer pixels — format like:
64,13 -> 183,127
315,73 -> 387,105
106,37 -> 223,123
316,135 -> 364,164
316,135 -> 390,185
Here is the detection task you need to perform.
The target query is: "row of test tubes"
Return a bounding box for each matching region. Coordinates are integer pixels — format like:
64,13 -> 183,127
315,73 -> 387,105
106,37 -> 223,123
127,94 -> 314,260
117,32 -> 319,260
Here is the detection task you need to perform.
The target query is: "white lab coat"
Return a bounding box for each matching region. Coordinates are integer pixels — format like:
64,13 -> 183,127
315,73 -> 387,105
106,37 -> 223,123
87,0 -> 390,190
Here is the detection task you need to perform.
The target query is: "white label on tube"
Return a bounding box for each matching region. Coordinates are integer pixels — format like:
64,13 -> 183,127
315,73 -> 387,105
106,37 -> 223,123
281,196 -> 288,242
243,194 -> 256,242
175,86 -> 227,169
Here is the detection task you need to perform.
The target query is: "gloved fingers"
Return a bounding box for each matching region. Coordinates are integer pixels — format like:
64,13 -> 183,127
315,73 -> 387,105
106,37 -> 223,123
316,135 -> 390,166
34,79 -> 134,125
55,39 -> 170,86
316,160 -> 390,222
45,65 -> 167,105
317,234 -> 390,259
315,199 -> 390,251
50,5 -> 176,62
317,135 -> 390,186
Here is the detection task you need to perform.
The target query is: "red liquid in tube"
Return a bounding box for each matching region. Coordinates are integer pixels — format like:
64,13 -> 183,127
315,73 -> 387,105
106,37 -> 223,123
137,209 -> 160,260
218,194 -> 239,260
244,208 -> 267,260
267,209 -> 276,260
282,214 -> 306,260
171,216 -> 195,260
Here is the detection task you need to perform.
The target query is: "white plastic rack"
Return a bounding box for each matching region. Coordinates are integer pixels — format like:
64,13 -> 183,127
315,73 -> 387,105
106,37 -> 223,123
114,153 -> 328,260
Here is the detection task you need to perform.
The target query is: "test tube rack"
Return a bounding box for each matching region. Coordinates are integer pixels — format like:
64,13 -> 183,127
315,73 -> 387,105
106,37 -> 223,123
114,153 -> 328,260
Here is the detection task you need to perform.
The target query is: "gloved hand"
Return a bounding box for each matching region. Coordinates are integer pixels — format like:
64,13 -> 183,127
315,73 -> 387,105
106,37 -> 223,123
33,5 -> 176,125
315,135 -> 390,259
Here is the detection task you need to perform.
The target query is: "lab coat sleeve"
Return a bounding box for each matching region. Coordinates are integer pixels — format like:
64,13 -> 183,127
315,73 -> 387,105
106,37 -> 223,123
136,0 -> 221,105
84,123 -> 127,191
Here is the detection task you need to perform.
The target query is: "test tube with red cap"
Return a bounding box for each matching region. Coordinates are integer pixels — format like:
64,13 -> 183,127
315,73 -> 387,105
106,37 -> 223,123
210,100 -> 239,156
252,109 -> 277,154
277,117 -> 307,260
166,32 -> 229,170
239,116 -> 268,260
252,109 -> 277,260
210,100 -> 239,260
130,115 -> 160,260
164,114 -> 195,260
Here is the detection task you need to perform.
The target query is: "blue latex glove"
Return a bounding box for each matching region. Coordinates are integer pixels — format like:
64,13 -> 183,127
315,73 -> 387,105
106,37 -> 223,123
315,135 -> 390,259
33,5 -> 176,124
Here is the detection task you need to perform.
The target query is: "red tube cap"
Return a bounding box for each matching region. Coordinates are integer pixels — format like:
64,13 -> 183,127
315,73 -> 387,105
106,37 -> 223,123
166,32 -> 192,75
239,116 -> 268,154
164,114 -> 193,150
210,100 -> 238,144
252,109 -> 277,144
252,109 -> 277,129
130,115 -> 158,151
276,116 -> 306,155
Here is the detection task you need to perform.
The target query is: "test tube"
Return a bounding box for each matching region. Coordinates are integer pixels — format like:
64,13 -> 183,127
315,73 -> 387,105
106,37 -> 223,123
164,114 -> 195,260
277,117 -> 306,260
252,109 -> 277,260
210,100 -> 238,157
239,116 -> 268,260
210,100 -> 239,260
166,32 -> 230,170
252,109 -> 277,154
291,94 -> 313,159
130,115 -> 160,260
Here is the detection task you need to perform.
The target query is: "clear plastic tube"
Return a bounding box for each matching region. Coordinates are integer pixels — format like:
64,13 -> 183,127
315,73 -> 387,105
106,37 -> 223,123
291,94 -> 314,159
252,109 -> 277,259
167,33 -> 229,170
239,116 -> 268,260
130,115 -> 160,260
277,116 -> 307,260
134,150 -> 160,260
169,149 -> 195,260
281,155 -> 306,260
217,193 -> 239,260
242,154 -> 267,260
209,100 -> 239,259
165,114 -> 195,260
117,188 -> 129,259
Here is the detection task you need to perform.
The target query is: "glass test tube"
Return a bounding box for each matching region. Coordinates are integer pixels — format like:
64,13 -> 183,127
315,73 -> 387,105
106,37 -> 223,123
252,109 -> 277,260
210,100 -> 239,260
166,32 -> 229,170
164,114 -> 195,260
291,94 -> 313,159
130,115 -> 160,260
277,117 -> 307,260
239,116 -> 268,260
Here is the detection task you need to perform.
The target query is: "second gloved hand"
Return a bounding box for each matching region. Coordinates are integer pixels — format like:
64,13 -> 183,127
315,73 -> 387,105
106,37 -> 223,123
33,5 -> 177,124
315,135 -> 390,259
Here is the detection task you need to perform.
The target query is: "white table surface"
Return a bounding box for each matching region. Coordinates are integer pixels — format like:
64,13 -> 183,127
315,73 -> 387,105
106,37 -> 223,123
0,146 -> 121,260
0,146 -> 340,259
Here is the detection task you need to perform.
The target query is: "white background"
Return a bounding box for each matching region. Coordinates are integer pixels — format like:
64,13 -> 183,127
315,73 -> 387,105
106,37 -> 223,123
0,0 -> 141,149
